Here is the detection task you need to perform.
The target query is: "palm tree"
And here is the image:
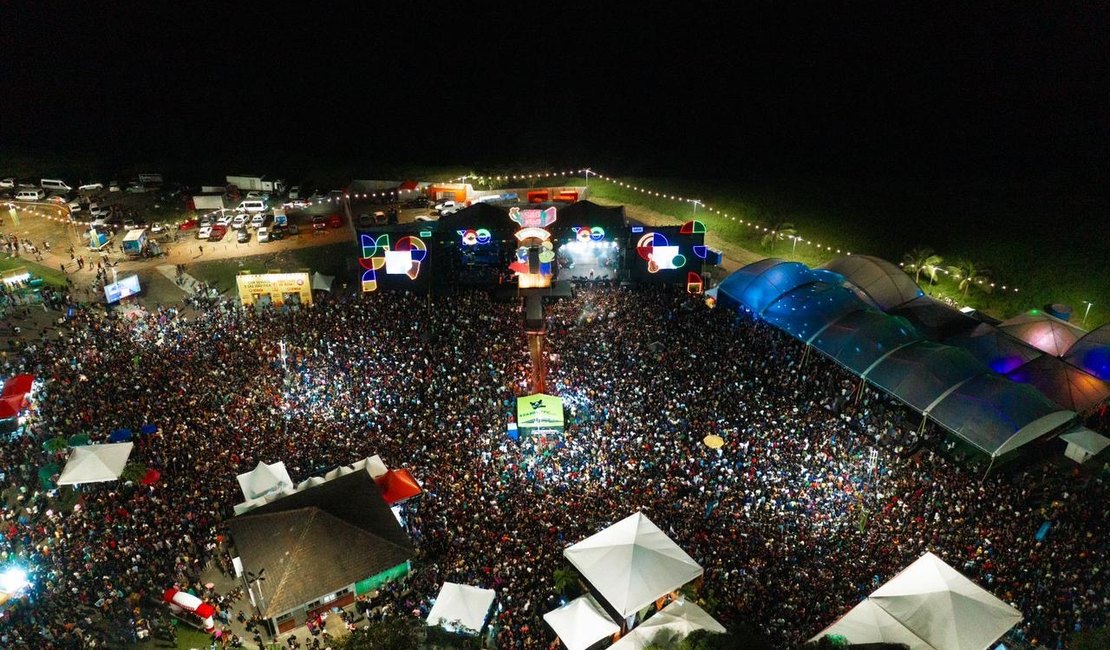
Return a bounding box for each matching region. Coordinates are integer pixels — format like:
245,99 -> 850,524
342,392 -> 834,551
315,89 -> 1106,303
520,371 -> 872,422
902,247 -> 944,284
553,567 -> 581,596
760,219 -> 797,254
946,260 -> 992,297
44,436 -> 69,454
120,461 -> 147,484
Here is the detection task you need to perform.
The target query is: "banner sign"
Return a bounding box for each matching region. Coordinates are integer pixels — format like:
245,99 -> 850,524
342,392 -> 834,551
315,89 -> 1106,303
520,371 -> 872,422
516,393 -> 565,434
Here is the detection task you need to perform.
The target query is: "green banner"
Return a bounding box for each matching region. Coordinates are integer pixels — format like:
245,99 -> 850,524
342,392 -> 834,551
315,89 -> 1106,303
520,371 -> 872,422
516,393 -> 564,433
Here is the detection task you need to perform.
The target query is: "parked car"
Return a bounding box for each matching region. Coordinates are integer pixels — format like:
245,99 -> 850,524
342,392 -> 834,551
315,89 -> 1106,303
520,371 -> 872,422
245,191 -> 269,200
287,185 -> 300,199
269,227 -> 285,240
199,214 -> 215,227
78,182 -> 104,192
282,199 -> 310,210
328,214 -> 343,228
414,213 -> 438,221
178,219 -> 198,231
91,218 -> 109,229
125,184 -> 146,194
232,213 -> 248,229
123,218 -> 137,230
250,213 -> 265,229
108,181 -> 121,192
209,225 -> 228,241
357,213 -> 372,227
197,226 -> 212,240
0,178 -> 14,189
435,200 -> 461,216
312,216 -> 327,231
88,203 -> 109,217
150,223 -> 166,235
236,229 -> 250,243
216,214 -> 233,227
256,227 -> 270,242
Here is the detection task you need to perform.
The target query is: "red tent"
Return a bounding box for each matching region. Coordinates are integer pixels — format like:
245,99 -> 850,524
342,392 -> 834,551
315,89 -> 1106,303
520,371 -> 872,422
140,468 -> 161,486
376,468 -> 422,505
0,395 -> 23,420
2,374 -> 34,399
398,179 -> 419,191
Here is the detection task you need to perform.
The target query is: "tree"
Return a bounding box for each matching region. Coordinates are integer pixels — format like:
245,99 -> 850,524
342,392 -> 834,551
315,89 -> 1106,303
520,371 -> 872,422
902,247 -> 944,284
946,259 -> 992,297
1072,626 -> 1110,650
760,219 -> 797,254
553,566 -> 581,597
337,618 -> 422,650
44,436 -> 68,454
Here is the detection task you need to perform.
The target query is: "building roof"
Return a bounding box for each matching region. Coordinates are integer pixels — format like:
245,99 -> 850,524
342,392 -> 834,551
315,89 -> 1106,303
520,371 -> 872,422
229,469 -> 413,618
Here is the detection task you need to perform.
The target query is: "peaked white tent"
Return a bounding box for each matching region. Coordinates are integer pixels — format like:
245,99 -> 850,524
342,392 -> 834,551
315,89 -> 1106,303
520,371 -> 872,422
811,552 -> 1022,650
543,594 -> 619,650
637,598 -> 726,637
426,582 -> 496,635
235,461 -> 294,501
1060,427 -> 1110,463
563,512 -> 703,618
311,271 -> 334,292
57,442 -> 134,485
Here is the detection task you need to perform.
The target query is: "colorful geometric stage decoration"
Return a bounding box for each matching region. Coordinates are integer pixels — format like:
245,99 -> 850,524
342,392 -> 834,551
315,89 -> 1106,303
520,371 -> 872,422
359,233 -> 427,292
572,226 -> 606,243
508,208 -> 557,289
680,220 -> 706,234
636,232 -> 686,273
458,228 -> 492,246
687,272 -> 704,294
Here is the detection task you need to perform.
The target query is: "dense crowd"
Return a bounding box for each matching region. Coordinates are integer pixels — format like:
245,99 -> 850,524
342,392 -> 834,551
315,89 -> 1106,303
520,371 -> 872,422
0,283 -> 1106,649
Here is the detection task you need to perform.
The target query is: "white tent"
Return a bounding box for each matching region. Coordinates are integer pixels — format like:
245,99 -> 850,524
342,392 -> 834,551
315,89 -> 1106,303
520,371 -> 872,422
235,461 -> 294,501
543,594 -> 619,650
1060,427 -> 1110,463
636,598 -> 726,637
608,627 -> 654,650
426,582 -> 496,635
811,552 -> 1022,650
311,271 -> 334,292
563,512 -> 703,618
57,442 -> 133,485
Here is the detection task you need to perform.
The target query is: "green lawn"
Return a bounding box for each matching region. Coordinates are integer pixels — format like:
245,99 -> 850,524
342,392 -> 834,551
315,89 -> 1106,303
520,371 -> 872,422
186,241 -> 358,295
0,256 -> 68,288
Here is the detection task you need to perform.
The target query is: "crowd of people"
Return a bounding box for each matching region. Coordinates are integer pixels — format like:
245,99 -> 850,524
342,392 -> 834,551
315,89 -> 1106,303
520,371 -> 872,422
0,282 -> 1105,649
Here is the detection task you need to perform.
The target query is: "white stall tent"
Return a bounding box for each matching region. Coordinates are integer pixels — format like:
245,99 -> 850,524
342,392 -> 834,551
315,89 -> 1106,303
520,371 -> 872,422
1060,427 -> 1110,463
235,461 -> 293,501
563,511 -> 703,617
57,442 -> 134,485
635,599 -> 726,638
812,551 -> 1022,650
426,582 -> 496,635
543,594 -> 619,650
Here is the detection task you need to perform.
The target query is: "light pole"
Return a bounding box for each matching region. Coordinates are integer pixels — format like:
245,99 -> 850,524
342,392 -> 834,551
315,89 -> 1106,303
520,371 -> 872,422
1082,301 -> 1093,326
691,199 -> 703,214
791,235 -> 800,254
583,169 -> 594,187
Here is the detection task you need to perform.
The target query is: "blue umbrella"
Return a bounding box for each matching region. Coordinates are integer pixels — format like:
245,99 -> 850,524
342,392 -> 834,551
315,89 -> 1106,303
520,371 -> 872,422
140,424 -> 158,435
109,428 -> 133,442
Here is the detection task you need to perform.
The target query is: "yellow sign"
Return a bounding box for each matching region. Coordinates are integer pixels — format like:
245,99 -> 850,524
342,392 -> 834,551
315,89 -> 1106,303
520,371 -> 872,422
236,272 -> 313,307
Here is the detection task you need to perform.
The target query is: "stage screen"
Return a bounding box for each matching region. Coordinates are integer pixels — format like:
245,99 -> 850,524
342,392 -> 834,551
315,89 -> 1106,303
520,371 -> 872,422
516,393 -> 565,435
627,221 -> 708,285
104,274 -> 141,303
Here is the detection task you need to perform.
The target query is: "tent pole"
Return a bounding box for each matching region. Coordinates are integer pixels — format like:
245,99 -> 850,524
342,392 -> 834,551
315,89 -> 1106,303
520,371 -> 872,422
855,378 -> 865,405
981,455 -> 996,483
919,414 -> 927,433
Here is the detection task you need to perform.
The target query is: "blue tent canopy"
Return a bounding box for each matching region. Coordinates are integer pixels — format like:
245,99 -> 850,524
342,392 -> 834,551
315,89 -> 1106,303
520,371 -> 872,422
717,260 -> 818,315
927,374 -> 1074,457
1064,324 -> 1110,381
140,424 -> 158,435
865,341 -> 989,412
1007,355 -> 1110,414
761,282 -> 868,344
946,323 -> 1044,374
716,258 -> 785,312
109,429 -> 133,442
810,310 -> 923,375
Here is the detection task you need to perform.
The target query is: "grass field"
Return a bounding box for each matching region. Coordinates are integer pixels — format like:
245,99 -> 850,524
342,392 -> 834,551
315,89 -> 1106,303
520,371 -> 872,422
0,256 -> 68,288
186,241 -> 359,295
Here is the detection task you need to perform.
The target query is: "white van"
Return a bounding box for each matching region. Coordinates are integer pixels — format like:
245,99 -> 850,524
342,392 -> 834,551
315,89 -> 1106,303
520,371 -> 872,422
15,189 -> 45,201
41,179 -> 72,192
238,199 -> 266,214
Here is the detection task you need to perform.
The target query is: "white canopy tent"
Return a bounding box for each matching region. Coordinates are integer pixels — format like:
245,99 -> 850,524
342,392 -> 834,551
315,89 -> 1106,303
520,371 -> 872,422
57,442 -> 133,485
563,512 -> 703,618
811,552 -> 1022,650
233,455 -> 389,515
543,594 -> 620,650
235,461 -> 294,501
636,598 -> 726,638
311,271 -> 334,292
1060,427 -> 1110,463
426,582 -> 496,635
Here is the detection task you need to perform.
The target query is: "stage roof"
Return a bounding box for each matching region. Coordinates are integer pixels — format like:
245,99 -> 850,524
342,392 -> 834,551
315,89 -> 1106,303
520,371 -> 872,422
864,341 -> 990,413
1064,324 -> 1110,381
810,309 -> 923,375
823,255 -> 924,311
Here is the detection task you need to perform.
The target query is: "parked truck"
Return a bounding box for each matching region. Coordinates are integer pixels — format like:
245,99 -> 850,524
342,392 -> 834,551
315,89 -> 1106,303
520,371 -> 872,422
190,194 -> 226,212
122,229 -> 148,257
226,175 -> 286,194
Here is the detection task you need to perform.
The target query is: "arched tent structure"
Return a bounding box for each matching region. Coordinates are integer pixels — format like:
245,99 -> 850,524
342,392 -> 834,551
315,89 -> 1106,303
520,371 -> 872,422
810,309 -> 923,375
719,259 -> 1077,458
925,374 -> 1074,458
864,342 -> 990,413
1064,324 -> 1110,381
761,282 -> 868,344
946,323 -> 1044,374
997,309 -> 1087,357
890,295 -> 981,340
1006,355 -> 1110,414
822,255 -> 924,311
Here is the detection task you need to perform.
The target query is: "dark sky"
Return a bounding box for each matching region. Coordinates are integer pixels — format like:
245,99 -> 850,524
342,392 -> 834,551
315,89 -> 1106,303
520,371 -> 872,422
1,2 -> 1106,182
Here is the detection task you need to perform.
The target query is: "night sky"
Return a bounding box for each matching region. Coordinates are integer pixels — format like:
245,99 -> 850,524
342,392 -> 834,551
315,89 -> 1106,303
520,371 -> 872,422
1,2 -> 1106,183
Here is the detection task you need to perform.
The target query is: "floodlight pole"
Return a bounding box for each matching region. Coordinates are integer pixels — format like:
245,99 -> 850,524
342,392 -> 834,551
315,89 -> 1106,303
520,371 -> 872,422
691,199 -> 702,214
791,235 -> 799,254
583,169 -> 594,187
1082,301 -> 1093,326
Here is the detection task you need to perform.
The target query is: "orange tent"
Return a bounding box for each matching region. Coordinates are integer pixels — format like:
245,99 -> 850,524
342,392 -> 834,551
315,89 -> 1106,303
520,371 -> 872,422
376,468 -> 422,505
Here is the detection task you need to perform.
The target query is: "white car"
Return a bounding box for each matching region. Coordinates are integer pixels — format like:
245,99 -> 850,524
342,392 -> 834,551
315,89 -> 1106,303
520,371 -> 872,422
414,214 -> 438,221
78,183 -> 104,192
435,200 -> 461,216
256,227 -> 270,242
0,178 -> 14,189
197,226 -> 212,240
88,204 -> 109,217
282,199 -> 310,210
108,181 -> 120,192
91,218 -> 109,228
67,199 -> 83,212
250,213 -> 265,229
232,213 -> 248,229
288,186 -> 300,199
216,214 -> 233,227
245,191 -> 269,200
150,223 -> 166,235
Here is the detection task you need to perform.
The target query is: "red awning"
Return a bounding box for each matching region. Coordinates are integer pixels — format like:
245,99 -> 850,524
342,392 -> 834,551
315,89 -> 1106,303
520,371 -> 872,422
2,374 -> 34,399
140,468 -> 161,486
399,179 -> 419,191
376,468 -> 422,505
0,395 -> 23,420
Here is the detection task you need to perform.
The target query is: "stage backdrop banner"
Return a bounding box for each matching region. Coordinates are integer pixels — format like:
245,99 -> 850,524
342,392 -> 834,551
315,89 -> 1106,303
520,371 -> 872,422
236,272 -> 313,307
516,393 -> 565,435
